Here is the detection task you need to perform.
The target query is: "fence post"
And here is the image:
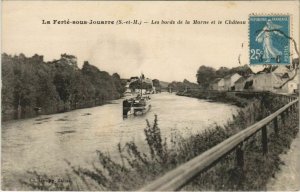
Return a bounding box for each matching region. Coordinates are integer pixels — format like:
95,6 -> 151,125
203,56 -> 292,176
293,103 -> 296,111
281,111 -> 285,124
236,143 -> 244,169
262,126 -> 268,155
273,117 -> 279,136
286,107 -> 290,116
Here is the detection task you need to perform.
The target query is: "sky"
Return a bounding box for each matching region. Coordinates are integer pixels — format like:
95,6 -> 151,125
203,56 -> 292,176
2,1 -> 299,83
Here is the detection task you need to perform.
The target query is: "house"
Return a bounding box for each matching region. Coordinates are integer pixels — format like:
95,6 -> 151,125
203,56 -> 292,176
210,78 -> 225,91
252,72 -> 289,92
244,75 -> 255,90
283,79 -> 298,94
224,73 -> 242,91
281,70 -> 299,94
252,72 -> 274,91
144,78 -> 154,86
210,78 -> 224,91
252,66 -> 299,94
272,66 -> 290,75
210,78 -> 221,90
234,77 -> 247,91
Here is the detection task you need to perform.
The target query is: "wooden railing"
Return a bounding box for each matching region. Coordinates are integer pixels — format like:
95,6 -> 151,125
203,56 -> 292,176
140,97 -> 298,191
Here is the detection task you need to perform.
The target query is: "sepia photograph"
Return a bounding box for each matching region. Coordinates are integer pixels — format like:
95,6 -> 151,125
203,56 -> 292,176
1,1 -> 299,191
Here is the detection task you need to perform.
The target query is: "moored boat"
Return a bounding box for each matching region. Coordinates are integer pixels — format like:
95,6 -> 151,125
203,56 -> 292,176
123,95 -> 151,118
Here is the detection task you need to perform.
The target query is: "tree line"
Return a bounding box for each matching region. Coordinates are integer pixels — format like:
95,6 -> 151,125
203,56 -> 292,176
167,79 -> 200,92
1,53 -> 126,120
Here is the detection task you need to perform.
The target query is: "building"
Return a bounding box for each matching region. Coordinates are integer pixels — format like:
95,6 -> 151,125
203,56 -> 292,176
234,77 -> 247,91
210,78 -> 225,91
283,79 -> 298,94
252,66 -> 299,94
252,72 -> 274,91
252,72 -> 289,93
125,76 -> 156,94
273,66 -> 290,75
224,73 -> 242,91
243,75 -> 255,90
210,78 -> 220,90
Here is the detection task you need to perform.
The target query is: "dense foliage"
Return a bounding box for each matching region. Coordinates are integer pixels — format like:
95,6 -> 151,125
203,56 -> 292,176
168,79 -> 200,92
129,81 -> 152,91
152,79 -> 161,92
1,53 -> 126,120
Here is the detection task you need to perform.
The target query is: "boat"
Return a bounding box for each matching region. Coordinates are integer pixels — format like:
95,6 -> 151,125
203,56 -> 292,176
123,95 -> 151,118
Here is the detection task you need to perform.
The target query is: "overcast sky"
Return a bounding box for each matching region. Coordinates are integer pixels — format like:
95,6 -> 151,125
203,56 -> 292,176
2,1 -> 299,82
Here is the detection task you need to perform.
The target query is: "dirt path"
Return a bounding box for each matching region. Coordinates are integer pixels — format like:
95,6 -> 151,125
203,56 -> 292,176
267,130 -> 300,191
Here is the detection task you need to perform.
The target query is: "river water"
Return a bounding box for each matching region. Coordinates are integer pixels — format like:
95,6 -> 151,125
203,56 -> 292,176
1,93 -> 238,189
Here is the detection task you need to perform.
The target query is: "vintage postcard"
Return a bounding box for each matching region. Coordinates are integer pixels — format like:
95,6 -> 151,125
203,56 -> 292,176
1,1 -> 299,191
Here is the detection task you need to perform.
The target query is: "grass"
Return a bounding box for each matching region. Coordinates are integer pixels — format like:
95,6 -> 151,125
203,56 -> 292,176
183,108 -> 299,190
177,90 -> 251,107
19,94 -> 298,191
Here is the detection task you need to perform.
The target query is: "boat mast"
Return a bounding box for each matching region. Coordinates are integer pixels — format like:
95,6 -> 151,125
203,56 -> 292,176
140,73 -> 144,97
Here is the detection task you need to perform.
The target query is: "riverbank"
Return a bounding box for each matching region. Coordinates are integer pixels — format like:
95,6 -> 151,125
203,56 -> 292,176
176,90 -> 250,107
20,93 -> 298,190
176,89 -> 294,108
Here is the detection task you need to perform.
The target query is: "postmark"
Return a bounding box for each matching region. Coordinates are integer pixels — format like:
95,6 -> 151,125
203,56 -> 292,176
249,14 -> 291,65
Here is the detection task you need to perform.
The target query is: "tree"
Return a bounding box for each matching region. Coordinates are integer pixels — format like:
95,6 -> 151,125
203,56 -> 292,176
152,79 -> 161,92
196,66 -> 216,89
230,64 -> 253,77
167,81 -> 185,92
53,73 -> 72,104
1,54 -> 15,114
112,73 -> 126,97
1,53 -> 127,120
216,67 -> 230,78
129,80 -> 152,91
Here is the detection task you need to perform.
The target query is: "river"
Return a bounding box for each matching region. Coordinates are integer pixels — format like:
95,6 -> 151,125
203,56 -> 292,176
1,93 -> 238,190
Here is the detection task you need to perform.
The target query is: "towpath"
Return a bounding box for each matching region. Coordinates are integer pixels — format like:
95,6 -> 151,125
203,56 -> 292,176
267,129 -> 300,191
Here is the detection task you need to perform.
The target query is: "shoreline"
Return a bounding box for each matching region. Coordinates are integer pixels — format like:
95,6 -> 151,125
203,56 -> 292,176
176,90 -> 251,107
1,97 -> 123,123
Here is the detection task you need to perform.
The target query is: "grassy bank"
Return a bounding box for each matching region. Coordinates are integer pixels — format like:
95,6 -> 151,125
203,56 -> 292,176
20,95 -> 298,191
183,107 -> 299,190
176,90 -> 249,107
176,90 -> 283,108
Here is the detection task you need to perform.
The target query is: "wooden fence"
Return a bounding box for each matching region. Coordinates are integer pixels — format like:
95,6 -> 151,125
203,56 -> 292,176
140,97 -> 298,191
